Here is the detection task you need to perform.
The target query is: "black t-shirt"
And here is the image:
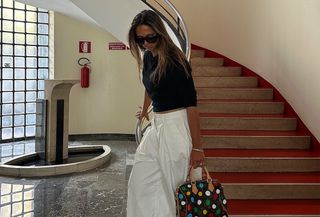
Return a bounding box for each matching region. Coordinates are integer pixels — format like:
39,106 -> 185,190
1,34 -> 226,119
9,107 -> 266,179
142,51 -> 197,112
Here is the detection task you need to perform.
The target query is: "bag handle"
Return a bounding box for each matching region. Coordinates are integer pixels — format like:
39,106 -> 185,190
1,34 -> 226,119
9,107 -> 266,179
187,164 -> 212,182
187,165 -> 215,194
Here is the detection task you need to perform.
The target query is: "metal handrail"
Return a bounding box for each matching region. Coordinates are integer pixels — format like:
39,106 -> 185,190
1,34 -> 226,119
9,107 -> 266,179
164,0 -> 190,60
142,0 -> 190,59
135,107 -> 153,144
135,0 -> 190,144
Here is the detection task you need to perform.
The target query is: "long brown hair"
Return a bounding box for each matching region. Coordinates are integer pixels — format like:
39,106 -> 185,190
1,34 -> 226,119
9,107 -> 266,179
128,10 -> 190,83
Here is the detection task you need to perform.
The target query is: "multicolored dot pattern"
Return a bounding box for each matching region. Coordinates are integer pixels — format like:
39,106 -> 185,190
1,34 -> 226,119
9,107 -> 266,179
176,179 -> 228,217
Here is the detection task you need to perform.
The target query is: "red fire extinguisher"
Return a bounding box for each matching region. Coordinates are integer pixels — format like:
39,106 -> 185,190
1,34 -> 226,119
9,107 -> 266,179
78,57 -> 91,88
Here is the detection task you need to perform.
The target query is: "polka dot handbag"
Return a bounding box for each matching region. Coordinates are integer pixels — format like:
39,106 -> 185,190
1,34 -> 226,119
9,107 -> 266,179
176,166 -> 228,217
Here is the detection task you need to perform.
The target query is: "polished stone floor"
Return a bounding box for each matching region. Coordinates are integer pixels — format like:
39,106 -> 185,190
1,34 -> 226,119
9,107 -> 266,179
0,139 -> 137,217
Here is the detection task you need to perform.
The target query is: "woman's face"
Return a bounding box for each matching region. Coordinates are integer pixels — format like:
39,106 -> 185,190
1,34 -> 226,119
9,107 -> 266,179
135,24 -> 158,53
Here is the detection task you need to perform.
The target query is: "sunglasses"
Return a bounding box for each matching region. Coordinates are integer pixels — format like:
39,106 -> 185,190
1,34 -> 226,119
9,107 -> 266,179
135,34 -> 159,45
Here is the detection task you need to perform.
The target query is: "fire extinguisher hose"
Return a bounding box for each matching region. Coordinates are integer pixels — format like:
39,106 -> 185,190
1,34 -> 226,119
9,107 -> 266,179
78,57 -> 91,66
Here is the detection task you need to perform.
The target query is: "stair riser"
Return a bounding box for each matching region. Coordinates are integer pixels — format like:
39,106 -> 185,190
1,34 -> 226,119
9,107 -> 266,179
230,216 -> 320,217
224,184 -> 320,199
194,77 -> 258,88
191,57 -> 224,67
193,66 -> 242,77
201,118 -> 297,131
197,88 -> 274,100
198,102 -> 284,114
206,158 -> 320,172
203,136 -> 310,149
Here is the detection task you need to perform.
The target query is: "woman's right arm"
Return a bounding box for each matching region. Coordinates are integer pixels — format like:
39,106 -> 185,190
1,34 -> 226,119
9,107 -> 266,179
136,89 -> 152,120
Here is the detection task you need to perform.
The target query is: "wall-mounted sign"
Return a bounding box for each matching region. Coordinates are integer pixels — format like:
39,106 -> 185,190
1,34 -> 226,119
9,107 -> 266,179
79,41 -> 91,53
109,42 -> 128,50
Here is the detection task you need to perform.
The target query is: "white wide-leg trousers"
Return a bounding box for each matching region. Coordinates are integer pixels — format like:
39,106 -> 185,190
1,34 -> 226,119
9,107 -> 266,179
127,109 -> 192,217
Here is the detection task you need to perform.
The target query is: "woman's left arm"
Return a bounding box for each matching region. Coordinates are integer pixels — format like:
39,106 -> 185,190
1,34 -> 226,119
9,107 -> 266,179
186,106 -> 205,168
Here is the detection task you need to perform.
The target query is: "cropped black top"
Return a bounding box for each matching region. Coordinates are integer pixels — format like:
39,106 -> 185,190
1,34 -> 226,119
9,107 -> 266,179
142,51 -> 197,112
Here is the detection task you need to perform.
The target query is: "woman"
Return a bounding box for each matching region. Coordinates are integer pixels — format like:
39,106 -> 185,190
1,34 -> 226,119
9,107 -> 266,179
127,10 -> 205,217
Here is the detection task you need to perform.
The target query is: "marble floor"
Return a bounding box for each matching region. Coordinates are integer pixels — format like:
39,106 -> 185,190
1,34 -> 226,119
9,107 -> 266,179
0,139 -> 137,217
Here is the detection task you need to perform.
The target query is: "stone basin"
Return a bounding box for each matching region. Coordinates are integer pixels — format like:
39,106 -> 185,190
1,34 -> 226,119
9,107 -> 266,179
0,145 -> 111,177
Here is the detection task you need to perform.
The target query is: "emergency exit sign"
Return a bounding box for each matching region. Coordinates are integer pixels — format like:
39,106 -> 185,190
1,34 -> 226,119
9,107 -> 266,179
108,42 -> 128,50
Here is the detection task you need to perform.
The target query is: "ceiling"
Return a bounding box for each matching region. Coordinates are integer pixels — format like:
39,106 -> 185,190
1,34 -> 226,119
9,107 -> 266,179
15,0 -> 98,26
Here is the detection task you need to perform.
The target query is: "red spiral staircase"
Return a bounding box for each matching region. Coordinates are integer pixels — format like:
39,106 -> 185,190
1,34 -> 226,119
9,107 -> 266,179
191,45 -> 320,216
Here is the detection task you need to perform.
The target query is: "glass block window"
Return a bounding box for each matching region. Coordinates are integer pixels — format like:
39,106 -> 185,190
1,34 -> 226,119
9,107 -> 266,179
0,140 -> 35,163
1,0 -> 49,142
0,182 -> 35,216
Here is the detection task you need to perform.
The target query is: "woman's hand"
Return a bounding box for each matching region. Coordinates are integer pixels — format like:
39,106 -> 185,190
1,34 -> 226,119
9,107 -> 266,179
136,106 -> 149,121
190,149 -> 205,168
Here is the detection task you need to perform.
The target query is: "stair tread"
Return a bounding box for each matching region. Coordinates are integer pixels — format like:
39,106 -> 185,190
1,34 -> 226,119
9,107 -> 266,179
198,100 -> 283,104
194,76 -> 255,79
201,130 -> 309,136
203,134 -> 310,138
228,199 -> 320,215
204,149 -> 320,157
192,65 -> 241,69
192,66 -> 242,77
200,114 -> 293,118
192,57 -> 224,60
230,216 -> 320,217
229,214 -> 320,217
209,172 -> 320,183
193,66 -> 240,68
198,99 -> 278,102
197,87 -> 273,90
192,68 -> 241,73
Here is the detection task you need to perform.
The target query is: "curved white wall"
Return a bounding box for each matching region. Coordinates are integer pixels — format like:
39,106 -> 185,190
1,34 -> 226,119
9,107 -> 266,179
172,0 -> 320,141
